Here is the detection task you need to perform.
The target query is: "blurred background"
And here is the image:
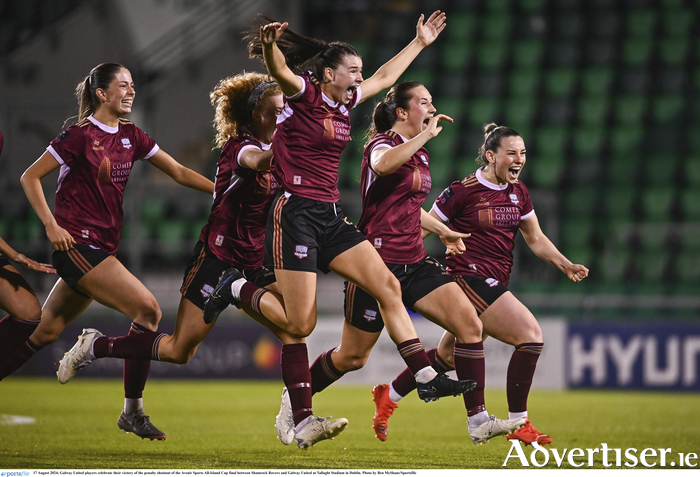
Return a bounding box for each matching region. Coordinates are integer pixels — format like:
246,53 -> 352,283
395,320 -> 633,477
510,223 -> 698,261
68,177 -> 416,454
0,0 -> 698,329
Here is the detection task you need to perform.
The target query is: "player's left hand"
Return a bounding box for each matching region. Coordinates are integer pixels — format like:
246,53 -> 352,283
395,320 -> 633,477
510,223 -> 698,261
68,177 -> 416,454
14,253 -> 56,274
566,264 -> 589,283
416,11 -> 447,46
440,229 -> 470,256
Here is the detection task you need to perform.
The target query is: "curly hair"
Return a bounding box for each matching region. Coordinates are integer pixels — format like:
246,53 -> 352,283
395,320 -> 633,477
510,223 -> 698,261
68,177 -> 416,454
209,71 -> 281,148
476,123 -> 522,166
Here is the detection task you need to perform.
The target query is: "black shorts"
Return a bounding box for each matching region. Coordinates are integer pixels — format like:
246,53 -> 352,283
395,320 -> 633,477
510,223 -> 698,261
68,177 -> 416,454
452,274 -> 509,315
52,244 -> 111,291
266,193 -> 366,274
345,255 -> 453,333
0,256 -> 11,268
181,241 -> 277,310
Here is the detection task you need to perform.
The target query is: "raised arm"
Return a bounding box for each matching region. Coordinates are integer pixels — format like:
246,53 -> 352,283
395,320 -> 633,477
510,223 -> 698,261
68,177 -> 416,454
260,22 -> 304,97
148,149 -> 214,194
20,151 -> 76,252
360,11 -> 446,102
519,213 -> 589,283
239,148 -> 274,172
371,114 -> 453,175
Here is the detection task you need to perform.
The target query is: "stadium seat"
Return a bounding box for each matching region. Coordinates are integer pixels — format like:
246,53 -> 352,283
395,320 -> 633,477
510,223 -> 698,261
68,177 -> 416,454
155,219 -> 187,262
613,95 -> 647,125
576,95 -> 610,125
529,153 -> 565,189
658,37 -> 690,67
475,40 -> 509,71
545,67 -> 578,98
455,157 -> 479,182
641,154 -> 678,186
440,42 -> 471,72
534,125 -> 569,157
508,67 -> 541,96
641,187 -> 675,222
661,8 -> 693,38
480,12 -> 513,41
572,126 -> 605,158
504,95 -> 537,130
561,217 -> 594,250
512,39 -> 545,68
428,155 -> 453,191
602,186 -> 636,221
609,126 -> 643,156
580,67 -> 615,95
678,225 -> 700,252
621,38 -> 654,68
402,67 -> 436,91
637,224 -> 669,253
446,11 -> 477,42
625,8 -> 658,38
464,97 -> 501,128
600,248 -> 632,283
650,94 -> 685,123
679,189 -> 700,221
636,250 -> 671,284
674,251 -> 700,283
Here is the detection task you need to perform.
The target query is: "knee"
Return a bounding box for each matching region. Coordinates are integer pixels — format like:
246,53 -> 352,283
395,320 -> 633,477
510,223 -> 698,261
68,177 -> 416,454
371,272 -> 402,305
336,353 -> 369,373
165,346 -> 197,365
16,302 -> 42,323
134,299 -> 162,329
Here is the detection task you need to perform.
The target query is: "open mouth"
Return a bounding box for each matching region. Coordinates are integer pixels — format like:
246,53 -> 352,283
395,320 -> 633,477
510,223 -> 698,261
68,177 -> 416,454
346,85 -> 357,100
508,166 -> 521,179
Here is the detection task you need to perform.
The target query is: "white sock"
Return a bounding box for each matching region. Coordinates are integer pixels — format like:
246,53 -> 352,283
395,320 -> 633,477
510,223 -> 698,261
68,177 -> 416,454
388,384 -> 403,403
414,366 -> 438,384
468,411 -> 489,428
229,278 -> 246,300
509,411 -> 528,420
124,398 -> 143,415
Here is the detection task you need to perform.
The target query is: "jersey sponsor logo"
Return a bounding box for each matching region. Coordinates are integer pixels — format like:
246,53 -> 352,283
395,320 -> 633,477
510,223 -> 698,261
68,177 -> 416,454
201,283 -> 214,299
363,309 -> 378,322
373,238 -> 382,249
121,138 -> 132,149
92,140 -> 104,151
294,244 -> 309,259
293,175 -> 302,185
509,194 -> 519,205
111,160 -> 133,183
215,234 -> 224,246
485,278 -> 500,287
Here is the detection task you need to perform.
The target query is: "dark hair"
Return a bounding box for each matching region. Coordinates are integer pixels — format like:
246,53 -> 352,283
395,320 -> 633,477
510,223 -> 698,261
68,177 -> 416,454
75,63 -> 126,122
476,123 -> 522,166
245,15 -> 360,80
365,81 -> 423,142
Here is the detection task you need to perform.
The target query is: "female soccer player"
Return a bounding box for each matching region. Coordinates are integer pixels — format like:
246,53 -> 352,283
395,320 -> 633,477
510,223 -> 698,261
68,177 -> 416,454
0,129 -> 57,365
0,63 -> 214,440
372,123 -> 589,446
55,71 -> 311,440
216,11 -> 474,448
305,82 -> 526,446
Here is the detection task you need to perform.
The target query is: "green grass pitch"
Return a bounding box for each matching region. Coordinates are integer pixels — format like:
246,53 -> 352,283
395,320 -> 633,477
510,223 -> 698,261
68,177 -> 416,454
0,377 -> 698,469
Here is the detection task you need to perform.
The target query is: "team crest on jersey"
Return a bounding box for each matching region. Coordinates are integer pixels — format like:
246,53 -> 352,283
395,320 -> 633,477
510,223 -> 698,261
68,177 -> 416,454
81,229 -> 90,238
121,138 -> 132,149
215,234 -> 224,246
419,154 -> 428,165
373,238 -> 382,249
485,278 -> 500,287
509,194 -> 519,205
294,245 -> 309,259
363,309 -> 378,322
339,105 -> 348,116
201,283 -> 214,299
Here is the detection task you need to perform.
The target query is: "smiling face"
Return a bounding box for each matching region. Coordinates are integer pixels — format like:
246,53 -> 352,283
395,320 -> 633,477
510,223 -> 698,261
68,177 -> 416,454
395,85 -> 436,138
322,55 -> 363,105
96,68 -> 135,119
251,93 -> 284,144
485,135 -> 527,185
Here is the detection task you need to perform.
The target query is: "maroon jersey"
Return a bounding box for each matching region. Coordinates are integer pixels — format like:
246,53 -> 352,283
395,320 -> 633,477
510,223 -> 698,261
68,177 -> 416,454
432,167 -> 534,285
358,131 -> 431,264
47,116 -> 158,254
271,71 -> 362,203
200,134 -> 279,269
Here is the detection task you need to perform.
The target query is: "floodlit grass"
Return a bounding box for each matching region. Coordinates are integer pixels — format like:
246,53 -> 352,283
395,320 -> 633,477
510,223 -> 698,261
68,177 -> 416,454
0,377 -> 698,469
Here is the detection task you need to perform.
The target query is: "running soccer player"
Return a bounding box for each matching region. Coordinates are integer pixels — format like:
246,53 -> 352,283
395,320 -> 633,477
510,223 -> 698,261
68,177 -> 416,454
371,123 -> 589,446
304,82 -> 525,445
0,63 -> 214,441
205,11 -> 475,449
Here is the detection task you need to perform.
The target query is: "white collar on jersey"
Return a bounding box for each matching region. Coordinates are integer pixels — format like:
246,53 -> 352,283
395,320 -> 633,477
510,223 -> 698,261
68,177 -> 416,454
476,166 -> 509,191
88,115 -> 119,134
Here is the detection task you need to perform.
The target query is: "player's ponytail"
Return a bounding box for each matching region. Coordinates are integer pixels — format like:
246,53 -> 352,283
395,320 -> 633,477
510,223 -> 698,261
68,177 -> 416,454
74,63 -> 126,122
246,15 -> 359,80
365,81 -> 423,143
476,123 -> 521,166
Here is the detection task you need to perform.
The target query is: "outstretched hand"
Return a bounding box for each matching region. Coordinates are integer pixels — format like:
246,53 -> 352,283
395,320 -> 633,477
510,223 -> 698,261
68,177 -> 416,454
14,253 -> 56,274
260,21 -> 288,46
424,114 -> 453,140
440,229 -> 470,256
416,11 -> 447,47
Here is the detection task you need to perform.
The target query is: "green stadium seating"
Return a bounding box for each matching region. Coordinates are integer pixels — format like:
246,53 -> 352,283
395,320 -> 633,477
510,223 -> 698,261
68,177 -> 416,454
636,250 -> 670,284
679,190 -> 700,221
512,39 -> 545,68
641,187 -> 675,222
613,95 -> 647,125
534,125 -> 568,156
650,94 -> 685,123
600,248 -> 632,282
602,186 -> 636,221
577,94 -> 610,125
529,153 -> 565,189
156,219 -> 187,261
545,68 -> 578,98
621,38 -> 654,68
674,251 -> 700,283
687,158 -> 700,186
658,37 -> 690,67
609,126 -> 643,155
402,68 -> 436,91
518,0 -> 546,13
475,40 -> 509,71
504,95 -> 537,129
440,42 -> 471,72
625,9 -> 658,38
446,11 -> 477,42
572,126 -> 606,158
508,67 -> 541,96
561,217 -> 594,249
480,13 -> 513,41
563,185 -> 598,216
678,225 -> 700,252
464,97 -> 501,128
580,67 -> 615,95
661,8 -> 693,38
641,154 -> 677,186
